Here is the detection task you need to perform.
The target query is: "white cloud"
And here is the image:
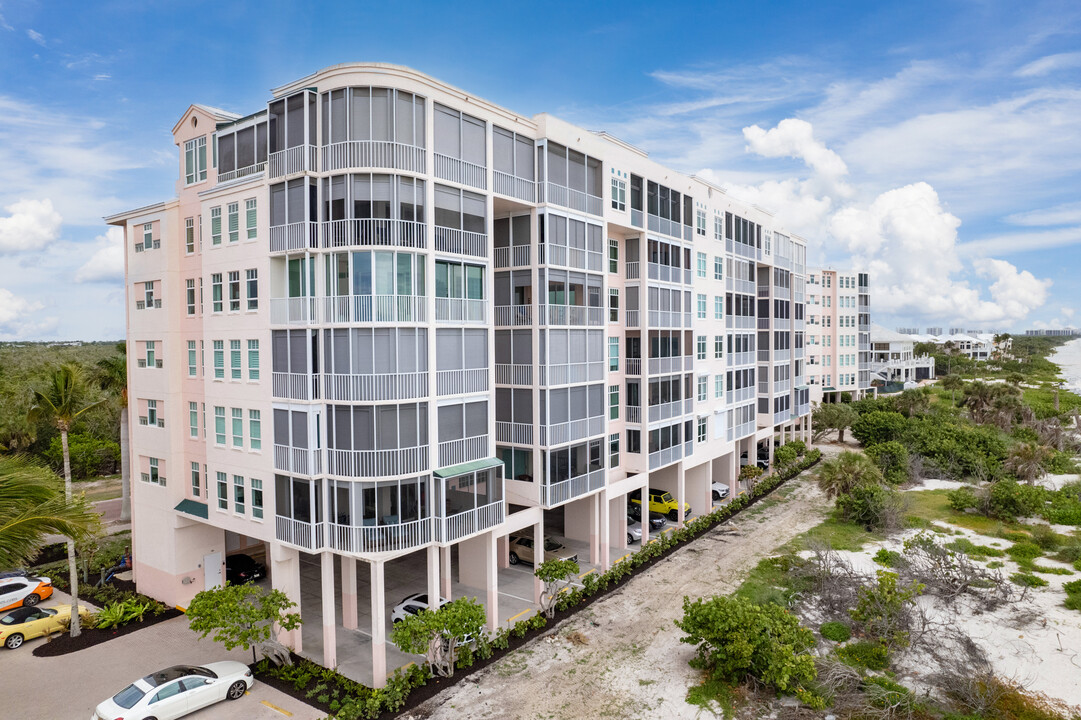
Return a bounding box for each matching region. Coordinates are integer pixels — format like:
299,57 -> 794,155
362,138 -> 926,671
0,13 -> 13,32
75,226 -> 124,283
1015,52 -> 1081,77
1062,307 -> 1076,319
0,287 -> 51,338
25,28 -> 43,46
1007,201 -> 1081,227
0,197 -> 62,253
743,118 -> 849,182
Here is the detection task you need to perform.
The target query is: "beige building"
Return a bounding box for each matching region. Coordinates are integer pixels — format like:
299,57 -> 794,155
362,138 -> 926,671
106,63 -> 812,687
806,268 -> 870,403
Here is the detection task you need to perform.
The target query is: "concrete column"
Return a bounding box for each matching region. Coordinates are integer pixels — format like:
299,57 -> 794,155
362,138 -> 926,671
370,560 -> 387,689
341,555 -> 357,631
599,493 -> 611,570
440,545 -> 452,600
533,521 -> 544,603
320,552 -> 336,670
767,433 -> 775,470
485,532 -> 499,632
270,542 -> 302,653
676,463 -> 686,524
497,535 -> 510,569
728,448 -> 738,496
589,493 -> 600,565
639,477 -> 649,545
427,544 -> 440,604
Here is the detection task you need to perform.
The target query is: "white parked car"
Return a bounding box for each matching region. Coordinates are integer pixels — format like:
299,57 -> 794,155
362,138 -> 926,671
626,515 -> 643,544
391,593 -> 447,624
92,662 -> 253,720
711,483 -> 731,502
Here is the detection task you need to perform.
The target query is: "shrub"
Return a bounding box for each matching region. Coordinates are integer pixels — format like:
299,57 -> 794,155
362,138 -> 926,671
94,598 -> 152,629
1064,580 -> 1081,612
947,486 -> 980,512
787,440 -> 806,456
1048,451 -> 1080,474
849,570 -> 923,650
865,441 -> 911,484
1053,543 -> 1081,564
1007,542 -> 1044,562
836,640 -> 889,671
851,411 -> 909,447
774,444 -> 799,470
1010,573 -> 1048,588
42,432 -> 121,479
819,621 -> 851,642
988,480 -> 1045,521
837,483 -> 902,530
675,595 -> 818,701
1029,524 -> 1061,551
945,538 -> 1005,559
873,548 -> 903,567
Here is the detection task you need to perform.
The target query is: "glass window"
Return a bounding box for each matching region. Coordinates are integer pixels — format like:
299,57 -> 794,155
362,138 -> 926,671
611,177 -> 626,211
214,407 -> 226,445
228,271 -> 241,311
247,340 -> 259,380
188,341 -> 197,377
190,462 -> 200,497
609,433 -> 620,468
245,198 -> 257,239
609,288 -> 619,322
715,376 -> 723,398
189,402 -> 198,438
609,385 -> 619,419
696,294 -> 706,319
211,274 -> 222,313
217,472 -> 228,510
608,337 -> 619,371
696,252 -> 706,278
696,335 -> 706,360
251,478 -> 263,519
213,340 -> 224,379
246,269 -> 258,310
185,217 -> 195,253
230,340 -> 242,379
697,417 -> 707,442
715,336 -> 723,359
715,296 -> 723,320
249,410 -> 261,450
232,408 -> 243,447
714,256 -> 723,280
233,475 -> 245,514
697,376 -> 707,402
186,279 -> 195,315
608,238 -> 618,273
210,206 -> 221,245
184,136 -> 207,184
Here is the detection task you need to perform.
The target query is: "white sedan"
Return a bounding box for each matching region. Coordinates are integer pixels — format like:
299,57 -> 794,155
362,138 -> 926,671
391,593 -> 447,624
711,483 -> 731,501
92,662 -> 253,720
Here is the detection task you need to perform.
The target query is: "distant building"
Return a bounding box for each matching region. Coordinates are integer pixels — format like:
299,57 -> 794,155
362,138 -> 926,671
925,327 -> 943,336
870,325 -> 934,386
806,268 -> 870,403
1025,328 -> 1080,336
896,326 -> 919,335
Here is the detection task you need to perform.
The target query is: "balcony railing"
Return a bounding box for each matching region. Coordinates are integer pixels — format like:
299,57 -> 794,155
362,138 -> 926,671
647,213 -> 681,239
625,310 -> 640,328
647,356 -> 691,375
438,435 -> 489,467
726,386 -> 755,405
269,145 -> 318,178
218,162 -> 266,183
726,315 -> 755,330
496,421 -> 533,445
321,219 -> 426,250
270,298 -> 317,325
436,298 -> 487,323
539,244 -> 603,272
626,357 -> 641,376
323,371 -> 428,402
626,405 -> 642,424
647,262 -> 689,285
436,500 -> 504,544
540,361 -> 604,386
541,469 -> 605,507
494,305 -> 532,326
493,171 -> 535,203
727,351 -> 755,367
495,363 -> 532,385
328,446 -> 428,477
436,368 -> 488,396
648,399 -> 688,423
434,226 -> 487,257
494,245 -> 531,269
647,310 -> 688,328
434,153 -> 486,190
649,444 -> 683,470
321,140 -> 425,174
541,182 -> 602,216
270,222 -> 318,252
272,372 -> 320,401
727,421 -> 756,442
726,277 -> 755,295
273,445 -> 322,476
327,516 -> 432,555
625,261 -> 640,280
540,416 -> 605,446
275,516 -> 325,551
323,295 -> 426,324
540,305 -> 604,326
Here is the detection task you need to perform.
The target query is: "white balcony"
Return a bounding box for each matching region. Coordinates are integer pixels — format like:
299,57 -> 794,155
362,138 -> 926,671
322,371 -> 428,402
540,305 -> 603,326
272,372 -> 319,401
647,310 -> 687,328
270,222 -> 318,252
649,444 -> 683,471
625,310 -> 640,327
327,446 -> 429,477
321,219 -> 426,250
495,363 -> 532,385
434,225 -> 487,257
273,445 -> 322,476
436,368 -> 488,396
217,162 -> 265,183
321,140 -> 425,174
541,469 -> 605,508
539,244 -> 603,272
436,298 -> 487,324
648,399 -> 689,423
648,356 -> 690,375
494,245 -> 531,269
436,500 -> 504,544
541,182 -> 602,216
626,357 -> 641,375
326,516 -> 432,555
625,261 -> 640,280
539,416 -> 605,446
647,262 -> 690,285
493,171 -> 536,203
726,315 -> 755,330
434,153 -> 486,190
270,297 -> 317,325
726,277 -> 755,295
727,351 -> 755,367
494,305 -> 532,326
323,295 -> 426,324
540,361 -> 604,386
438,435 -> 489,467
275,516 -> 325,551
268,145 -> 318,178
496,421 -> 533,445
626,405 -> 642,424
726,386 -> 756,405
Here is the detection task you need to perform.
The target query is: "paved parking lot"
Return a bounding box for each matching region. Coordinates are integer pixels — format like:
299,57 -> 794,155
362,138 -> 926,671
5,592 -> 321,720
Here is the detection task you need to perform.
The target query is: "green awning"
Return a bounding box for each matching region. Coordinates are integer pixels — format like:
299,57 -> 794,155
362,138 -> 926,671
434,457 -> 503,479
823,386 -> 837,392
175,499 -> 209,520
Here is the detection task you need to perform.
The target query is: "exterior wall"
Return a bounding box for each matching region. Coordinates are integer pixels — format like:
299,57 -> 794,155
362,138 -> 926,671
806,268 -> 869,403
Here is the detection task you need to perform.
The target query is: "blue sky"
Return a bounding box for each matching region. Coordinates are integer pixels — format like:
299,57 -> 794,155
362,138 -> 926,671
1,0 -> 1079,339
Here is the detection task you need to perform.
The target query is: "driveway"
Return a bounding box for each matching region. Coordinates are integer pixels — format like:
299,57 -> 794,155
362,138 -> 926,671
5,592 -> 322,720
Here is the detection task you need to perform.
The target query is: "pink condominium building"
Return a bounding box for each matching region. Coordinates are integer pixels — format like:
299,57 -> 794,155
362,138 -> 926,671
106,63 -> 812,686
805,268 -> 871,403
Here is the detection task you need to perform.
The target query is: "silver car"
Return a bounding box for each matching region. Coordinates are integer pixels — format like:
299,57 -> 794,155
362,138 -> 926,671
711,482 -> 731,502
626,515 -> 643,544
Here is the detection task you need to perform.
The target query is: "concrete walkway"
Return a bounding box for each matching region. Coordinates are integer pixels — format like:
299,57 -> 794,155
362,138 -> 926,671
5,593 -> 322,720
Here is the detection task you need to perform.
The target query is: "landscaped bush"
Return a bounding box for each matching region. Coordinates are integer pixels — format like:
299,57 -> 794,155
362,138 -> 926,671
94,598 -> 154,629
819,621 -> 851,642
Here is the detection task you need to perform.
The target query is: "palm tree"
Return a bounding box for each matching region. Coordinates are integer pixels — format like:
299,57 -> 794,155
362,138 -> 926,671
1005,442 -> 1053,486
961,381 -> 997,424
28,363 -> 103,637
990,394 -> 1023,431
0,454 -> 99,568
941,374 -> 964,406
817,451 -> 885,499
96,345 -> 130,522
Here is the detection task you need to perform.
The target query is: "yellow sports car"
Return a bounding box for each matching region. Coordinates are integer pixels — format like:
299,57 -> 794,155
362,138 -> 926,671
0,605 -> 91,649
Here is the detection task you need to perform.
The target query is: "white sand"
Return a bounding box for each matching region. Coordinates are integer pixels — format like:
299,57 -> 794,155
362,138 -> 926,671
907,478 -> 967,491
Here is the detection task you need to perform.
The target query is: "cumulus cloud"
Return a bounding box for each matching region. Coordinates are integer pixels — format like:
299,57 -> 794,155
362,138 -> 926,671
75,226 -> 124,283
0,287 -> 50,338
744,119 -> 849,180
0,198 -> 62,253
